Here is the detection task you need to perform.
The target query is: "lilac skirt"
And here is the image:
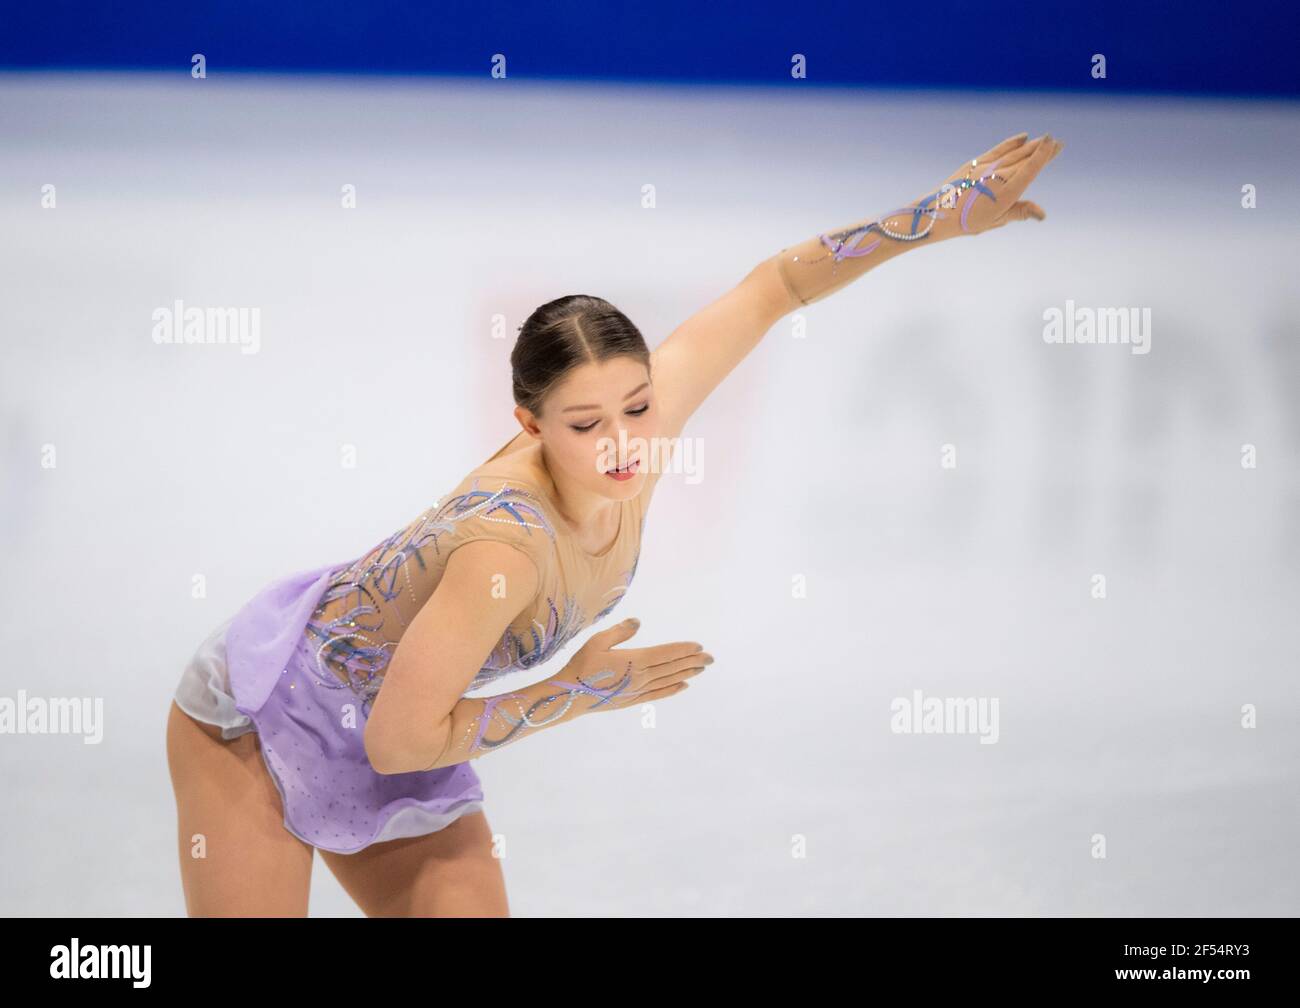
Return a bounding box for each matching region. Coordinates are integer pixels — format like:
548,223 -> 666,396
173,563 -> 484,854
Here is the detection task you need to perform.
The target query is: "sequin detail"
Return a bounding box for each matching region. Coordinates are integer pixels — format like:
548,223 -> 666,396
301,481 -> 557,712
469,592 -> 587,692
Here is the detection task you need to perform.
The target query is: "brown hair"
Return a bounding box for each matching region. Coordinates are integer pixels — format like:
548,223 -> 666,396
511,295 -> 651,418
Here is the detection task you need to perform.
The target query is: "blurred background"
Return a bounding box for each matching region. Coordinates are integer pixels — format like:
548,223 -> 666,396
1,1 -> 1297,917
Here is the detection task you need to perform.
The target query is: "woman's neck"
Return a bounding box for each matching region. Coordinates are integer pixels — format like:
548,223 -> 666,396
532,445 -> 621,553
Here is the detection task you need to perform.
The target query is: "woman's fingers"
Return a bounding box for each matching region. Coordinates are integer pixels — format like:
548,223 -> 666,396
994,136 -> 1062,199
641,653 -> 711,688
1013,135 -> 1062,180
976,132 -> 1029,163
636,640 -> 710,670
589,617 -> 641,650
989,133 -> 1046,170
1018,200 -> 1047,220
987,199 -> 1047,230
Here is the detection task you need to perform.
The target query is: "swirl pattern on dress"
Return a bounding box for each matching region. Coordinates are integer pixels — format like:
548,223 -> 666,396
467,591 -> 587,692
301,481 -> 558,710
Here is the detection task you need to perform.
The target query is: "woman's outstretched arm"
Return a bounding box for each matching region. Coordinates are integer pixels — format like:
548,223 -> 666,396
645,132 -> 1063,488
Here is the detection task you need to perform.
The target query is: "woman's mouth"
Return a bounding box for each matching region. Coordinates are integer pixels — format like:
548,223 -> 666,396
604,457 -> 640,482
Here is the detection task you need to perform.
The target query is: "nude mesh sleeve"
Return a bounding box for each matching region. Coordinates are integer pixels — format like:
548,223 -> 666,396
434,476 -> 557,610
771,191 -> 955,306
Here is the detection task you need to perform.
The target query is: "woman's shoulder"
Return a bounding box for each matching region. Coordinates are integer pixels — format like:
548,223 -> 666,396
434,465 -> 560,561
452,440 -> 551,501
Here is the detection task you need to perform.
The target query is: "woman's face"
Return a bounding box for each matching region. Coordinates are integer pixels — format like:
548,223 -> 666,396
526,355 -> 655,502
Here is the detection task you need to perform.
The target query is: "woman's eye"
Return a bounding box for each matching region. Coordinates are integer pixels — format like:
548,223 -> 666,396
571,405 -> 648,433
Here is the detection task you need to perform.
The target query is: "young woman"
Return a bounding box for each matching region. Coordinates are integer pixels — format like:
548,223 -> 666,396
166,132 -> 1062,917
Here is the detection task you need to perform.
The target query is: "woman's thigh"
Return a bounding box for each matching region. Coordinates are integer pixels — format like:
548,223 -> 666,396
165,700 -> 315,916
318,809 -> 508,917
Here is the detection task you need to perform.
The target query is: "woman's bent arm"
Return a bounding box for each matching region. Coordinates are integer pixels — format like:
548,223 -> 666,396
419,616 -> 711,770
415,668 -> 597,770
363,539 -> 538,775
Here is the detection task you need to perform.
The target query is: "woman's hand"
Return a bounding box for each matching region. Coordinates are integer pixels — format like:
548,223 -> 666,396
560,617 -> 713,712
771,132 -> 1063,307
923,132 -> 1063,240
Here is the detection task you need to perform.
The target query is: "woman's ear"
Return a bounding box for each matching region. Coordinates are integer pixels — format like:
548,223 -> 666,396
513,406 -> 543,438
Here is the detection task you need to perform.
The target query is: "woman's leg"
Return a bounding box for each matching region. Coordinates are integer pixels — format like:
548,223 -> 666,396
166,699 -> 315,916
317,809 -> 509,917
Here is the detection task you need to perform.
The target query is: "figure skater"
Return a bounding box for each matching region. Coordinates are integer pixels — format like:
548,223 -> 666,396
166,132 -> 1063,916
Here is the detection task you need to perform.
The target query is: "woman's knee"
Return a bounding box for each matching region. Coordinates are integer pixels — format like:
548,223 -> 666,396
319,811 -> 508,917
